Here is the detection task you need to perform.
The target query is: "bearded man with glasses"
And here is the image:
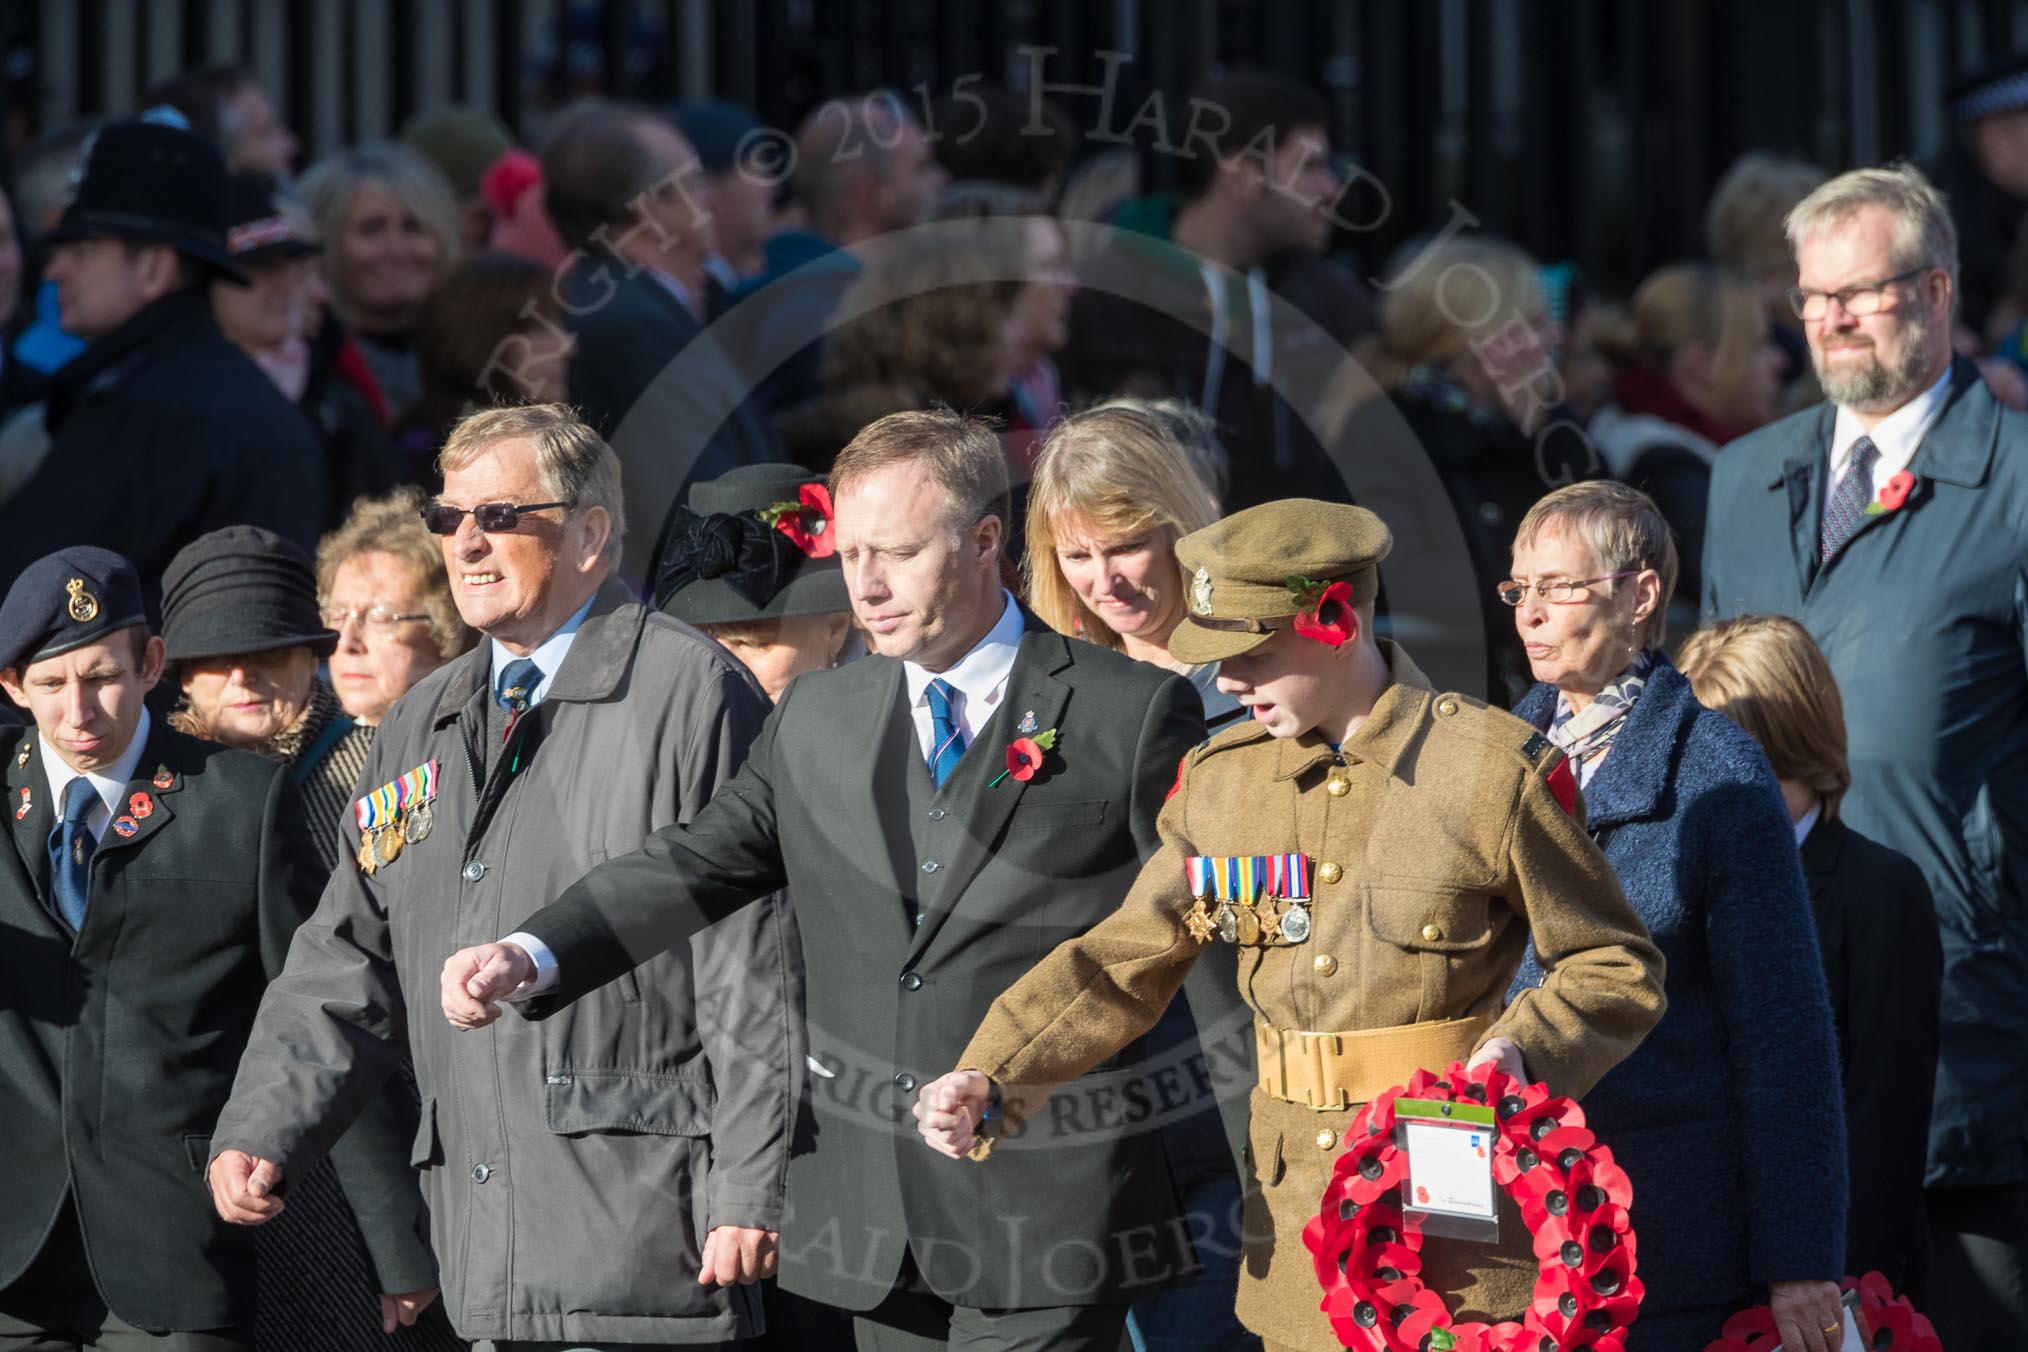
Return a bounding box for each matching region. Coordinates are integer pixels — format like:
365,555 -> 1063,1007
207,403 -> 801,1351
1705,162 -> 2028,1347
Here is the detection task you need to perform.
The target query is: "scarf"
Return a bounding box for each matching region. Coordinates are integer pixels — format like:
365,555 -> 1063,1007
1547,650 -> 1657,785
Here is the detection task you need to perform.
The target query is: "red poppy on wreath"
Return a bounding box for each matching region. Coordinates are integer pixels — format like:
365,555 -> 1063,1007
1699,1271 -> 1939,1352
1304,1059 -> 1643,1352
1864,470 -> 1917,516
990,728 -> 1059,788
1286,576 -> 1357,647
757,484 -> 836,558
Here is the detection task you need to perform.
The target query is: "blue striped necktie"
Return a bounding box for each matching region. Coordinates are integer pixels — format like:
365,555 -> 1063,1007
49,777 -> 97,930
926,678 -> 966,787
1821,436 -> 1881,560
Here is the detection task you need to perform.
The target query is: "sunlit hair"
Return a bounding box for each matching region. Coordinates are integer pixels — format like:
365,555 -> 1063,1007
1785,162 -> 1959,299
1373,235 -> 1546,390
1705,152 -> 1827,284
1024,406 -> 1218,653
829,407 -> 1010,537
1513,481 -> 1678,652
316,485 -> 474,660
1678,614 -> 1852,821
297,143 -> 461,324
1593,263 -> 1770,423
437,403 -> 626,565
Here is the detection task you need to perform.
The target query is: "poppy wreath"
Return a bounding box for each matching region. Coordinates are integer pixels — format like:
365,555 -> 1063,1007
1698,1271 -> 1938,1352
1303,1059 -> 1642,1352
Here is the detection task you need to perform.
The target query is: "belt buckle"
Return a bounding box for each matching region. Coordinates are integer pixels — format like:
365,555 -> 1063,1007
1300,1031 -> 1348,1109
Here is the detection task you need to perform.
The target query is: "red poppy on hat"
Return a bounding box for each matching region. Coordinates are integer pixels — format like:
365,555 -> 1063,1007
759,483 -> 836,559
1287,577 -> 1357,647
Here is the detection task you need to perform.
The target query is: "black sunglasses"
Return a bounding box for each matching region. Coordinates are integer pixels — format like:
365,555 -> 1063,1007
419,500 -> 572,535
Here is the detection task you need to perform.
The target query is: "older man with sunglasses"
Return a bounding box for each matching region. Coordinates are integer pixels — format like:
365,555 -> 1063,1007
1703,163 -> 2028,1347
206,403 -> 801,1351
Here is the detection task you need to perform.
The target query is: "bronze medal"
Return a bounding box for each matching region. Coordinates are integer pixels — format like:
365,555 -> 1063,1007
375,825 -> 404,866
402,801 -> 433,845
1281,903 -> 1312,944
357,830 -> 378,875
1183,898 -> 1216,944
1234,906 -> 1262,946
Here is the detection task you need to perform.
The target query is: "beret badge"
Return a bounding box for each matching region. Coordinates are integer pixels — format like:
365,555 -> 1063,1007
65,579 -> 98,624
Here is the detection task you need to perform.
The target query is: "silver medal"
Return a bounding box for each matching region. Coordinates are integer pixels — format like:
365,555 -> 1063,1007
403,801 -> 434,844
1279,903 -> 1312,944
1215,903 -> 1239,944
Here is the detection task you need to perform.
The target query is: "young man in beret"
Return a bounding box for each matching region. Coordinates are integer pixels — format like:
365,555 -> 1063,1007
0,546 -> 323,1350
912,500 -> 1668,1352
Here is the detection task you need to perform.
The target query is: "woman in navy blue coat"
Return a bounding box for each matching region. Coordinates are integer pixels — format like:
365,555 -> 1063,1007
1503,482 -> 1849,1352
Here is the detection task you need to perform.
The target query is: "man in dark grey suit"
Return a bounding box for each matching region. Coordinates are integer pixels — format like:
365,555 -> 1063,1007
444,409 -> 1208,1352
538,99 -> 777,586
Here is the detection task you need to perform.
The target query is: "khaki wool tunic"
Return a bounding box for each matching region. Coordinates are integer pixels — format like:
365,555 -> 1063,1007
959,643 -> 1666,1350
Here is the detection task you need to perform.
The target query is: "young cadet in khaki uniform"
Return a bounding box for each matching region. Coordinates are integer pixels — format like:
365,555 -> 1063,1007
914,501 -> 1667,1352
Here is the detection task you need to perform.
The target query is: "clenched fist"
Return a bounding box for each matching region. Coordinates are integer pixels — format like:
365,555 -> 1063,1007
912,1070 -> 993,1159
208,1149 -> 286,1225
441,942 -> 535,1029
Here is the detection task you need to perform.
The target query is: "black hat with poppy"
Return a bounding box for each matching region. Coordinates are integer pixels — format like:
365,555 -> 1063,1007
45,119 -> 249,284
653,464 -> 849,626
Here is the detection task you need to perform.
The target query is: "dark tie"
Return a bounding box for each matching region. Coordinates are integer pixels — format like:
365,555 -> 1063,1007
497,658 -> 541,745
926,678 -> 966,787
1820,436 -> 1881,560
48,778 -> 97,931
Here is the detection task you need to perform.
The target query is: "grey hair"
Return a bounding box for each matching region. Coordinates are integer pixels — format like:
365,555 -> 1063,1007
1784,162 -> 1959,298
1513,481 -> 1679,652
438,404 -> 627,566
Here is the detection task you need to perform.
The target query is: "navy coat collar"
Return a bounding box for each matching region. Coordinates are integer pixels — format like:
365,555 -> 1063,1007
1514,653 -> 1696,831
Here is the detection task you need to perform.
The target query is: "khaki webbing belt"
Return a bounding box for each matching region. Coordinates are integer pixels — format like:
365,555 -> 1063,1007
1255,1012 -> 1496,1110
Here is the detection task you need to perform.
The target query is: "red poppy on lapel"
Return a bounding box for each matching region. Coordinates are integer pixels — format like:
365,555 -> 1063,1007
128,792 -> 153,820
14,787 -> 30,820
1878,470 -> 1916,511
991,728 -> 1059,787
112,816 -> 139,838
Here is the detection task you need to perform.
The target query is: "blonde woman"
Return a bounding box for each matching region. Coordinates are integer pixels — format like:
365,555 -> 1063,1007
1024,403 -> 1237,725
297,144 -> 462,418
1022,398 -> 1255,1352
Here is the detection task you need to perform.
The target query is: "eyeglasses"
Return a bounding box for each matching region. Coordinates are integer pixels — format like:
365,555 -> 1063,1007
321,604 -> 431,632
1786,265 -> 1934,321
419,500 -> 572,535
1496,573 -> 1636,606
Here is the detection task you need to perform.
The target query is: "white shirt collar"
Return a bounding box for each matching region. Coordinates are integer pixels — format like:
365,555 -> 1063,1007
487,594 -> 597,708
903,590 -> 1024,721
1794,799 -> 1823,846
40,707 -> 152,840
1830,365 -> 1952,486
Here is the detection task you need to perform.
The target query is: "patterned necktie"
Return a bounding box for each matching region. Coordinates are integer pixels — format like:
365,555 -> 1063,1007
925,678 -> 966,787
48,777 -> 97,931
1820,435 -> 1882,560
497,657 -> 541,745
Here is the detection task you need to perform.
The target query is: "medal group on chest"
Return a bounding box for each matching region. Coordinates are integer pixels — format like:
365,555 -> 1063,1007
355,759 -> 439,876
1185,851 -> 1314,945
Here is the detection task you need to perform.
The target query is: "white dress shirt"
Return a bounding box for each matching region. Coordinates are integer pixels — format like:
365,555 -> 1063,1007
506,591 -> 1026,999
1826,366 -> 1951,516
900,590 -> 1024,760
1793,800 -> 1822,847
39,708 -> 152,843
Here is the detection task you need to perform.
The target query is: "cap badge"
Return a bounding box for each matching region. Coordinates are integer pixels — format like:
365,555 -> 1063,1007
1191,566 -> 1214,616
65,578 -> 99,623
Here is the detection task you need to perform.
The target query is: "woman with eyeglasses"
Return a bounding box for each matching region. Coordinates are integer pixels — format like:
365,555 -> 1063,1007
318,486 -> 476,726
158,524 -> 466,1350
1500,481 -> 1851,1352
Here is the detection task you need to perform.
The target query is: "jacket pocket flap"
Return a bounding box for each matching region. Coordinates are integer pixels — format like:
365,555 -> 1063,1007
1365,885 -> 1495,952
1006,798 -> 1108,830
183,1133 -> 212,1173
544,1070 -> 716,1137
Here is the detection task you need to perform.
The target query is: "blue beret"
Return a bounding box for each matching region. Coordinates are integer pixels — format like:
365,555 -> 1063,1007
1951,52 -> 2028,124
0,547 -> 148,673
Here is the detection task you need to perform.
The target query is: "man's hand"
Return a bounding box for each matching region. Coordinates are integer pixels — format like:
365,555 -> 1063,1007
378,1288 -> 438,1334
1769,1279 -> 1844,1352
697,1227 -> 778,1286
441,942 -> 534,1029
208,1150 -> 286,1225
1465,1036 -> 1526,1084
913,1070 -> 992,1159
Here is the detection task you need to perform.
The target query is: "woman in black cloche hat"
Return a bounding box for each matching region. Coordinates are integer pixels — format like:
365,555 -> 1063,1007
158,524 -> 459,1349
654,462 -> 858,701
